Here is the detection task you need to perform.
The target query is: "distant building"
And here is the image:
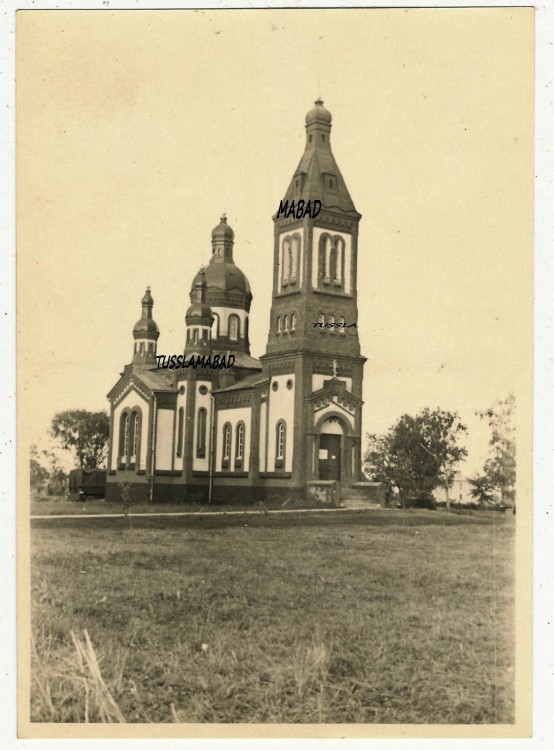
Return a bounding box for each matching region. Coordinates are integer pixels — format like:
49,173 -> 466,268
434,472 -> 475,505
105,100 -> 369,503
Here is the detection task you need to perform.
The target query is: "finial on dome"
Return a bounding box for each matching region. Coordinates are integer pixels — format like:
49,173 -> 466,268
141,286 -> 153,306
220,212 -> 227,223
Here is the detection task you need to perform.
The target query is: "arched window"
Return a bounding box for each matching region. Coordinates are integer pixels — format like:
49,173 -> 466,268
277,316 -> 282,334
284,315 -> 289,332
228,315 -> 239,341
275,420 -> 286,467
329,314 -> 335,329
222,422 -> 232,468
334,237 -> 345,285
119,412 -> 129,460
338,315 -> 345,333
235,421 -> 245,466
318,312 -> 325,326
176,407 -> 184,458
193,329 -> 198,344
291,312 -> 296,331
211,313 -> 219,340
197,407 -> 207,458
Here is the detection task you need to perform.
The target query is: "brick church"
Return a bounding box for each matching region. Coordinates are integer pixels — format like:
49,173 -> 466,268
106,100 -> 374,504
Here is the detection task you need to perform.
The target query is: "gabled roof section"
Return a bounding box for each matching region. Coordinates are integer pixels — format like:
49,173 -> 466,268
213,371 -> 269,394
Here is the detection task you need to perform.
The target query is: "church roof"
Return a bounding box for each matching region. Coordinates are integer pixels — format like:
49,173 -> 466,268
134,369 -> 175,392
229,352 -> 262,370
280,100 -> 359,215
214,371 -> 268,393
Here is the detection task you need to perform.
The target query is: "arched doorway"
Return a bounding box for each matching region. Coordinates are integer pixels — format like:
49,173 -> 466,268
318,417 -> 343,481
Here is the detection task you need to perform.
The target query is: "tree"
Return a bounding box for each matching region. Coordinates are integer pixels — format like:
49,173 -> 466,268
363,408 -> 468,508
30,444 -> 49,490
476,393 -> 516,506
50,410 -> 109,470
468,474 -> 497,505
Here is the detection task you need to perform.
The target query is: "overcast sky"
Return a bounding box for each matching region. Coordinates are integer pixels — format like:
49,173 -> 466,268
17,8 -> 533,476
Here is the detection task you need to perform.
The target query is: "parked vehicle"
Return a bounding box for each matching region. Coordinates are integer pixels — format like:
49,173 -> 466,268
68,468 -> 107,501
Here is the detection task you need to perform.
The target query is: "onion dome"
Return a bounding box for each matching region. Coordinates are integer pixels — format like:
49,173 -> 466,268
211,213 -> 234,242
305,98 -> 332,126
133,287 -> 159,337
186,267 -> 213,322
193,263 -> 251,295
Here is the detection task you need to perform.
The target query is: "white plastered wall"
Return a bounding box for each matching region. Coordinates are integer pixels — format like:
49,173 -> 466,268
155,409 -> 174,471
267,374 -> 295,473
192,383 -> 213,472
112,389 -> 149,470
215,406 -> 251,472
210,307 -> 248,339
311,228 -> 352,294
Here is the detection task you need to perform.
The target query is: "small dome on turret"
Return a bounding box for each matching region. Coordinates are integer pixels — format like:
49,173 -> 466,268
211,213 -> 234,242
186,300 -> 213,319
133,287 -> 159,336
305,98 -> 332,126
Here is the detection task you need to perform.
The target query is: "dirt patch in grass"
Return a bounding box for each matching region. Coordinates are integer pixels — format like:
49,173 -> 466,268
30,516 -> 515,724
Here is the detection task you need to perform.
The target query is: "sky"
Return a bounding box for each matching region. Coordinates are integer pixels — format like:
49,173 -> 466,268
17,8 -> 533,476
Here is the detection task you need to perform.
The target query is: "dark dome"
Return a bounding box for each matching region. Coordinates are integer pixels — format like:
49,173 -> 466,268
306,98 -> 332,126
133,317 -> 159,334
193,262 -> 251,295
186,301 -> 213,319
212,214 -> 234,241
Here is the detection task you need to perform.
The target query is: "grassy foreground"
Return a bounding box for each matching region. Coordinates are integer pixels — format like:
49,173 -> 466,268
31,513 -> 514,724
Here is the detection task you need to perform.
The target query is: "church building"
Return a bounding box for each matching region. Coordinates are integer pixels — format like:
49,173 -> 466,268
106,100 -> 373,504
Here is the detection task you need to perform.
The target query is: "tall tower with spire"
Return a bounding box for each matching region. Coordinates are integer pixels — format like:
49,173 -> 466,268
261,99 -> 367,488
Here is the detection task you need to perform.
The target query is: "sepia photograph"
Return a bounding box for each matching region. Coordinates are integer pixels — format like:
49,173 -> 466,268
16,6 -> 533,739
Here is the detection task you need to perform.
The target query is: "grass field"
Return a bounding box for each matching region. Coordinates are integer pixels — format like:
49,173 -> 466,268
30,511 -> 515,724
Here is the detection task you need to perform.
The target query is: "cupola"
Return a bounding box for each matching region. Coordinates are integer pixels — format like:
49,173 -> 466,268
132,287 -> 159,366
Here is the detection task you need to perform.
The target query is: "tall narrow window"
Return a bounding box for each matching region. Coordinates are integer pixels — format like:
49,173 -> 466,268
318,312 -> 325,326
338,315 -> 345,333
211,313 -> 219,340
229,315 -> 239,340
130,411 -> 139,460
284,315 -> 289,332
222,422 -> 232,468
277,316 -> 282,334
176,407 -> 184,458
291,312 -> 296,331
119,413 -> 129,460
275,420 -> 286,467
334,236 -> 344,285
197,407 -> 207,458
235,421 -> 245,466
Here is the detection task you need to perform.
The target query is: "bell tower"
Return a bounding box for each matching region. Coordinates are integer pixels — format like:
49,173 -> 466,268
260,100 -> 367,489
265,99 -> 362,359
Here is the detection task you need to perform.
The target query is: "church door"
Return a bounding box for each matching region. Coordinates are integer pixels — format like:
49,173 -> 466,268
318,434 -> 341,481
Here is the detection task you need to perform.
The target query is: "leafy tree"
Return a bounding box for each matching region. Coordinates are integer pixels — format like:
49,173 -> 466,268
50,410 -> 109,470
476,393 -> 516,505
30,444 -> 50,489
468,474 -> 497,505
363,408 -> 468,508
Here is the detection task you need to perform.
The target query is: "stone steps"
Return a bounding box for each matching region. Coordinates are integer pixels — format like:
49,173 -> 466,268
340,485 -> 384,509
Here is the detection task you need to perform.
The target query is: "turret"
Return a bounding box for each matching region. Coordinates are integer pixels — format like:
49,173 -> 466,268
132,287 -> 159,366
185,267 -> 214,356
